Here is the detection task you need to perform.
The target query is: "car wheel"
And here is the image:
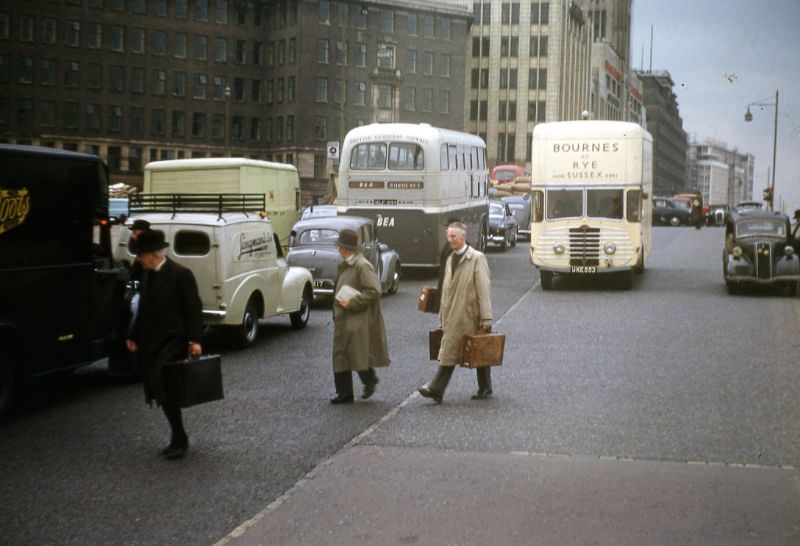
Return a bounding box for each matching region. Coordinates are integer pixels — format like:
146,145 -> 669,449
290,286 -> 312,329
669,216 -> 681,226
510,228 -> 517,248
387,265 -> 400,295
234,297 -> 260,348
500,232 -> 508,251
540,270 -> 553,290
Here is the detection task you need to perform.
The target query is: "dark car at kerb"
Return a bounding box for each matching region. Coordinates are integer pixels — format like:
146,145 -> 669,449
723,208 -> 800,295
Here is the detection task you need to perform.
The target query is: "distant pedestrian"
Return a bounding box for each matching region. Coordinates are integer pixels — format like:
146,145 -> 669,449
126,229 -> 204,459
330,228 -> 390,404
419,221 -> 493,403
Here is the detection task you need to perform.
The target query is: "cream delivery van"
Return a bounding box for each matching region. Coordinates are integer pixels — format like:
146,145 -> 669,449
143,158 -> 300,248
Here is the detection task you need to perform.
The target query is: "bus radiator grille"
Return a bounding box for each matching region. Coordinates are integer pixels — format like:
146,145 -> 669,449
569,226 -> 600,266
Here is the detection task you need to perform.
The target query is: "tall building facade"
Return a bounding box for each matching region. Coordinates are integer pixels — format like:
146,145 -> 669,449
439,0 -> 592,167
0,0 -> 470,202
635,70 -> 687,196
686,138 -> 754,207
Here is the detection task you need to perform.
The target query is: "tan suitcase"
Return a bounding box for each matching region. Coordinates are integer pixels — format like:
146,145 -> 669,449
461,333 -> 505,368
418,286 -> 439,313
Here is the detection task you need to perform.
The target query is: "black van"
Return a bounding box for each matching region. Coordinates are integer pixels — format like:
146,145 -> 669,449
0,145 -> 125,415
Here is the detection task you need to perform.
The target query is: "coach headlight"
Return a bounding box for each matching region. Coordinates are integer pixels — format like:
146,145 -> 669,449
732,246 -> 743,258
604,242 -> 617,255
553,244 -> 566,255
785,245 -> 795,257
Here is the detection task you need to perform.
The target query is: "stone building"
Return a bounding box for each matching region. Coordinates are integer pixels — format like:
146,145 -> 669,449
686,138 -> 754,207
0,0 -> 470,202
634,70 -> 687,196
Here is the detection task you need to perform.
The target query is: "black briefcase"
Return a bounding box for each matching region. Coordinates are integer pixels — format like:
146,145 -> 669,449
163,354 -> 224,408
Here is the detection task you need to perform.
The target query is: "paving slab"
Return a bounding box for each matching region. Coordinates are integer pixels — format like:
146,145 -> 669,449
217,445 -> 800,546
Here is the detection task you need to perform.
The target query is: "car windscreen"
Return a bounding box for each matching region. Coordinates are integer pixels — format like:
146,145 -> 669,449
296,228 -> 339,245
587,189 -> 623,219
736,220 -> 786,238
494,170 -> 517,181
546,189 -> 583,219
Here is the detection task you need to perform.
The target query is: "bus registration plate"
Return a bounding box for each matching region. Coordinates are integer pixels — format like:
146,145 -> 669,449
570,265 -> 597,274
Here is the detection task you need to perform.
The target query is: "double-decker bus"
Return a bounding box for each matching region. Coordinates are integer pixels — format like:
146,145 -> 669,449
336,123 -> 489,268
529,121 -> 653,289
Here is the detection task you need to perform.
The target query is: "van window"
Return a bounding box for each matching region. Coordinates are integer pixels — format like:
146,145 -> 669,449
174,230 -> 210,255
626,190 -> 641,222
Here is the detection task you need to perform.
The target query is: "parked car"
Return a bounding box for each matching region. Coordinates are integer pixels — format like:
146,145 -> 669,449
487,200 -> 518,250
300,204 -> 338,220
490,164 -> 529,184
117,193 -> 313,348
722,208 -> 800,295
287,216 -> 401,298
501,195 -> 532,240
652,196 -> 692,226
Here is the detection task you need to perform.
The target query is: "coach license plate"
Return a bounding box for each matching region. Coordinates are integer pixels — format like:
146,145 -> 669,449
313,279 -> 330,288
570,265 -> 597,274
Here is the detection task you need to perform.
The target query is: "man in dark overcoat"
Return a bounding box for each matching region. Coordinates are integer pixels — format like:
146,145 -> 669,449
126,229 -> 204,459
330,228 -> 390,404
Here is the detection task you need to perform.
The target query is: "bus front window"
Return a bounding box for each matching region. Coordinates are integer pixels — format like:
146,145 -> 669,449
547,189 -> 582,219
587,189 -> 623,219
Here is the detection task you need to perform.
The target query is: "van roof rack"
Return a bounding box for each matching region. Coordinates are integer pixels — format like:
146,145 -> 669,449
130,193 -> 265,220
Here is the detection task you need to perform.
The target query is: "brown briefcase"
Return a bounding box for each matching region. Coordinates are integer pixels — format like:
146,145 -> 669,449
418,286 -> 439,313
429,328 -> 443,360
461,333 -> 505,368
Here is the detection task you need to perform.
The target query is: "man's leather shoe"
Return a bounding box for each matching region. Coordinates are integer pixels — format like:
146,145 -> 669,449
330,394 -> 354,404
471,388 -> 493,400
161,436 -> 188,456
417,385 -> 442,404
362,378 -> 379,399
164,445 -> 187,460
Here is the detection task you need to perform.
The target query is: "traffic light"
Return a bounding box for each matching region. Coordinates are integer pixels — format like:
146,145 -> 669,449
763,186 -> 773,203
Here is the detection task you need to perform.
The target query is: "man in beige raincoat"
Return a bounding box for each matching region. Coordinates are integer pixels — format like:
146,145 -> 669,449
330,229 -> 390,404
418,221 -> 493,403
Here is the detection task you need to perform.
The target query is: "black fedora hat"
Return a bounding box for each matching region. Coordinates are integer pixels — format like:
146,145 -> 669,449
134,229 -> 169,255
130,219 -> 151,231
337,228 -> 358,250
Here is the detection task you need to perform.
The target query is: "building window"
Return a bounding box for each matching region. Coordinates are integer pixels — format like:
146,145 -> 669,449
214,38 -> 227,62
152,69 -> 166,95
531,2 -> 549,24
212,113 -> 223,139
154,0 -> 167,16
275,116 -> 283,141
176,0 -> 188,18
172,110 -> 186,137
317,39 -> 329,63
20,15 -> 34,42
420,88 -> 433,112
314,116 -> 327,141
18,57 -> 33,84
286,115 -> 294,142
174,33 -> 187,58
336,40 -> 347,65
406,49 -> 417,74
252,79 -> 261,103
407,13 -> 417,35
253,42 -> 263,65
377,84 -> 393,110
421,14 -> 434,37
64,61 -> 81,87
152,30 -> 167,55
421,51 -> 433,75
235,40 -> 246,64
354,81 -> 367,106
109,106 -> 123,133
64,102 -> 79,129
193,73 -> 207,98
109,65 -> 125,92
130,0 -> 145,14
192,112 -> 206,137
40,59 -> 56,86
354,43 -> 367,67
276,78 -> 285,102
195,0 -> 209,21
130,28 -> 144,53
380,8 -> 394,33
440,17 -> 451,39
0,14 -> 9,39
130,107 -> 144,135
129,67 -> 144,93
66,21 -> 80,47
86,103 -> 101,131
151,109 -> 165,136
173,71 -> 187,97
216,0 -> 228,23
265,80 -> 273,103
438,90 -> 449,114
39,100 -> 56,127
500,69 -> 517,89
288,37 -> 296,63
264,117 -> 272,142
287,76 -> 295,102
337,2 -> 349,26
355,5 -> 367,28
194,35 -> 208,60
87,63 -> 102,90
316,78 -> 328,102
334,78 -> 345,104
439,54 -> 450,77
319,0 -> 331,24
377,45 -> 395,69
403,87 -> 416,111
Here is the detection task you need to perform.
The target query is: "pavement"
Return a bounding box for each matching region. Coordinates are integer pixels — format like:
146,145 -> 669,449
217,434 -> 800,546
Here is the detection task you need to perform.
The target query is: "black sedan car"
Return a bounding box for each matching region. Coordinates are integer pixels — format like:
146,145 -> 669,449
723,208 -> 800,295
287,216 -> 401,298
488,200 -> 519,250
652,197 -> 693,226
501,195 -> 532,240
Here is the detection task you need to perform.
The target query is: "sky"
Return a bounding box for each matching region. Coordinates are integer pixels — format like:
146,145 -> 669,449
630,0 -> 800,211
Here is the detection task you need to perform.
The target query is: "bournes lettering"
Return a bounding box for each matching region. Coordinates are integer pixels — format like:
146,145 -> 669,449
0,188 -> 31,236
553,142 -> 620,153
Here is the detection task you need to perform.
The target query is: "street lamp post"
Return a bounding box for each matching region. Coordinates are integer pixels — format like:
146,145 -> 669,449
224,85 -> 232,157
744,89 -> 779,211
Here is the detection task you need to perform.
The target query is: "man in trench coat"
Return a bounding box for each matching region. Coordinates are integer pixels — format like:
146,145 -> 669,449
418,221 -> 493,403
330,228 -> 390,404
126,229 -> 204,459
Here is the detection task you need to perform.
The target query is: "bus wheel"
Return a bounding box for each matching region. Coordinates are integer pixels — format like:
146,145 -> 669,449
540,270 -> 553,290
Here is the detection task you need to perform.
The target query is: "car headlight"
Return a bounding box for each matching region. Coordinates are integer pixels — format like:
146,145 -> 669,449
785,245 -> 795,257
553,244 -> 566,255
604,242 -> 617,255
732,246 -> 743,258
